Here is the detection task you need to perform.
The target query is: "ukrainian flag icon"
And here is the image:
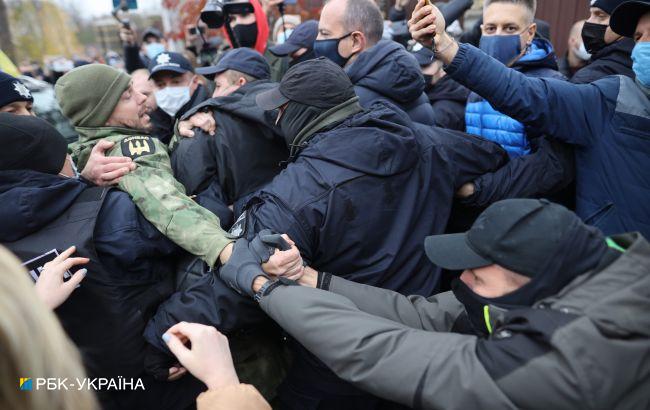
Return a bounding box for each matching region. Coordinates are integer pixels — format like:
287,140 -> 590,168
19,378 -> 32,391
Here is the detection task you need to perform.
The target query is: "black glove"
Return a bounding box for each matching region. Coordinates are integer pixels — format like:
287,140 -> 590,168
220,238 -> 268,297
249,229 -> 291,263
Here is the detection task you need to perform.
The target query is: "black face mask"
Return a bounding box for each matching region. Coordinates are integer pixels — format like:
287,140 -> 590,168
452,279 -> 529,337
582,22 -> 609,55
289,50 -> 316,68
279,100 -> 326,153
233,22 -> 258,48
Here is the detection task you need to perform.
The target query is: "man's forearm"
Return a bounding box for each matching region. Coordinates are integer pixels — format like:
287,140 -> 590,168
259,285 -> 507,409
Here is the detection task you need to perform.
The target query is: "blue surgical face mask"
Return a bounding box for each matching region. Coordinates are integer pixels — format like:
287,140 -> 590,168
479,34 -> 522,66
155,86 -> 192,117
632,42 -> 650,88
145,43 -> 166,60
314,32 -> 353,67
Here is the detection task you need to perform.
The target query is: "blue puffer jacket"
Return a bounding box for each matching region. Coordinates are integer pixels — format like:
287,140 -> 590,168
447,43 -> 650,238
346,40 -> 436,125
465,39 -> 566,158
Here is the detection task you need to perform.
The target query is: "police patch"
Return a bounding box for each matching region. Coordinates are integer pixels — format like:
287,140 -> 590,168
121,136 -> 155,159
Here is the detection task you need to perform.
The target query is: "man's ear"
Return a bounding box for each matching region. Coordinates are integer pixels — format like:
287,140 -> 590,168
237,77 -> 248,87
350,31 -> 367,55
526,22 -> 537,45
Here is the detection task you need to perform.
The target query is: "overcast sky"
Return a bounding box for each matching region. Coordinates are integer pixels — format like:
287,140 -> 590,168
53,0 -> 163,18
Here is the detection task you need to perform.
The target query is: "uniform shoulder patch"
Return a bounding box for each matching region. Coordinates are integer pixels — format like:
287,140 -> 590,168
121,136 -> 156,159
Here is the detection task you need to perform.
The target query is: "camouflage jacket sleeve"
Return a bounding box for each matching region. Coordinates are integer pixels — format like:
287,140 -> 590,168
108,135 -> 232,267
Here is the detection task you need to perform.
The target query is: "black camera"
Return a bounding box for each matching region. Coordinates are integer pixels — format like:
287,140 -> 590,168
200,0 -> 254,29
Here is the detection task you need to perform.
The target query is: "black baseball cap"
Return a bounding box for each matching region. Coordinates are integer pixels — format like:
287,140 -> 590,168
196,48 -> 270,80
424,199 -> 585,278
268,20 -> 319,57
148,52 -> 194,79
610,0 -> 650,37
256,57 -> 356,110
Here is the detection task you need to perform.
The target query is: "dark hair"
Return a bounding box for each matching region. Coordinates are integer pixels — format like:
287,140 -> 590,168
484,0 -> 537,22
342,0 -> 384,45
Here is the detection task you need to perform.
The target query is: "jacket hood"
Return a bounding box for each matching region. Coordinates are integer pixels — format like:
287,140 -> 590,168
221,0 -> 269,54
346,40 -> 425,104
550,233 -> 650,338
183,80 -> 281,134
0,170 -> 86,242
512,38 -> 560,73
299,101 -> 418,177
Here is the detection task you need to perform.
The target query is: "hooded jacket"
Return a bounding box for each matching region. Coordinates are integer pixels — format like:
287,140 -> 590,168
259,233 -> 650,409
465,38 -> 566,158
170,80 -> 289,224
446,43 -> 650,239
346,40 -> 436,125
570,37 -> 635,84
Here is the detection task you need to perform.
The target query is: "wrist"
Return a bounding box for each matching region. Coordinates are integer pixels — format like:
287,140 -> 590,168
435,33 -> 459,65
252,276 -> 269,293
205,372 -> 239,391
219,242 -> 234,265
298,267 -> 318,288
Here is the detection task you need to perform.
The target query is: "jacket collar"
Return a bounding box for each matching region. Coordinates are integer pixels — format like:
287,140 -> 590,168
289,97 -> 364,159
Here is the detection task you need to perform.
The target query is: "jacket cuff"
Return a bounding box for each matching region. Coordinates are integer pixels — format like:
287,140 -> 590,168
317,272 -> 332,291
444,43 -> 472,77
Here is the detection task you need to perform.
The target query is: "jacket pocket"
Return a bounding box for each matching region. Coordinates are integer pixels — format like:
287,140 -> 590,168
584,202 -> 614,226
619,126 -> 650,141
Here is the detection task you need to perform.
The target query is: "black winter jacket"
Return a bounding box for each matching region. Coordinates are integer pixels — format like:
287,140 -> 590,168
570,38 -> 635,84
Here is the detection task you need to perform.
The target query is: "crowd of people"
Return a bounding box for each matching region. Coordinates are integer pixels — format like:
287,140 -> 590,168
1,0 -> 649,409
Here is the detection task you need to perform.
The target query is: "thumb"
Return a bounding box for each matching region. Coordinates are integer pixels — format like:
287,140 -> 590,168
64,268 -> 87,290
163,333 -> 191,364
94,139 -> 115,154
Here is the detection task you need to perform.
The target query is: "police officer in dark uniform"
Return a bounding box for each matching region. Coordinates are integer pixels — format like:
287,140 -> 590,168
0,113 -> 203,410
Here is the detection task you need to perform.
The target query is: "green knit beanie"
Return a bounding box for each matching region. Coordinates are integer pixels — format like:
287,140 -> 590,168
55,64 -> 131,128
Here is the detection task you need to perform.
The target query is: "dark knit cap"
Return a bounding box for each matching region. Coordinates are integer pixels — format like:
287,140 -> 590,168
0,71 -> 33,108
591,0 -> 629,14
0,113 -> 68,174
256,57 -> 356,110
55,64 -> 131,128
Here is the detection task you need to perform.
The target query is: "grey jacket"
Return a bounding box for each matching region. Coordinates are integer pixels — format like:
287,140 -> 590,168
260,233 -> 650,409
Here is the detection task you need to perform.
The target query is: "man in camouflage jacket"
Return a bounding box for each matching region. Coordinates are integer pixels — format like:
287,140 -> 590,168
55,64 -> 232,268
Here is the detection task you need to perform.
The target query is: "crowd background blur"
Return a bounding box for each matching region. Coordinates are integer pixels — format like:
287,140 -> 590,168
0,0 -> 600,145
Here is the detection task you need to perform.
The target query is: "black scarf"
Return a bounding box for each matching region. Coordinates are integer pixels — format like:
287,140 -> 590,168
280,100 -> 326,151
452,218 -> 610,336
